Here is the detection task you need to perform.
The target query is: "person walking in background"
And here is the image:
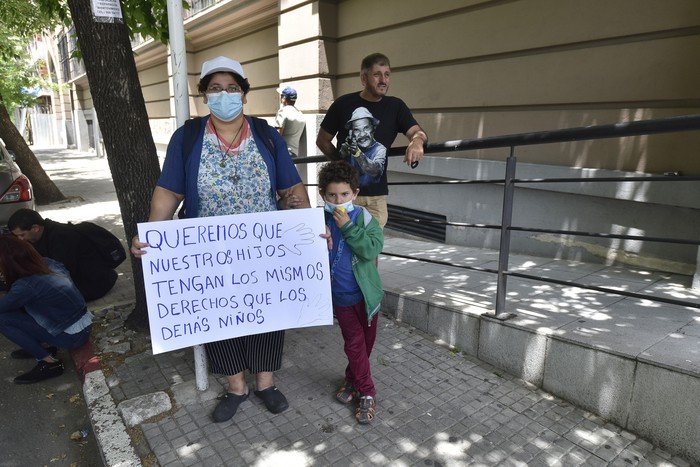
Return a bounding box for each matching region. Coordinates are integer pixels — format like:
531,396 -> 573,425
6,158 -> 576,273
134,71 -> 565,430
316,52 -> 428,228
319,161 -> 384,425
8,209 -> 119,301
131,56 -> 310,424
0,236 -> 91,384
275,86 -> 306,157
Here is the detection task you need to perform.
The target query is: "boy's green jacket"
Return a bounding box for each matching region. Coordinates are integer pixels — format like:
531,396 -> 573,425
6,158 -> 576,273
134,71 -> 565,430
338,207 -> 385,323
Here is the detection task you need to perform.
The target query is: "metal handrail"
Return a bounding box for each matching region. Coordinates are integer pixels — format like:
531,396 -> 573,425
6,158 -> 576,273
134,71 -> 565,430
295,113 -> 700,317
293,113 -> 700,164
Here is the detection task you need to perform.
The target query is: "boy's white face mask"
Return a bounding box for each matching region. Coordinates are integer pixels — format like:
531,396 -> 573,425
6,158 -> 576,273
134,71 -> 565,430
324,200 -> 355,214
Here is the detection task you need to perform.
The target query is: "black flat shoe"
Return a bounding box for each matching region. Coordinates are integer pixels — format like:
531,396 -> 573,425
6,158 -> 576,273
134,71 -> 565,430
254,386 -> 289,414
10,346 -> 58,360
212,392 -> 249,423
14,360 -> 64,384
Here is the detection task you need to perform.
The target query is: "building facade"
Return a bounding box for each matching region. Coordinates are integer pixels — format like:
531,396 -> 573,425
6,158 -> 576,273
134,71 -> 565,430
44,0 -> 700,276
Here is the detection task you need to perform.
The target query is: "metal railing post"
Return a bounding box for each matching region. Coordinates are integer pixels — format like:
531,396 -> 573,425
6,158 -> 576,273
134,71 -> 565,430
494,147 -> 517,320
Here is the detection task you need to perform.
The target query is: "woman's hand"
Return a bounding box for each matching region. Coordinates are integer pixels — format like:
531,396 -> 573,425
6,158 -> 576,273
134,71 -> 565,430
278,190 -> 303,209
131,235 -> 150,258
277,182 -> 311,210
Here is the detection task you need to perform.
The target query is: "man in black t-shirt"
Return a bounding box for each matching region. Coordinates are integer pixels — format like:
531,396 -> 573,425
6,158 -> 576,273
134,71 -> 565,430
317,53 -> 428,227
8,209 -> 118,301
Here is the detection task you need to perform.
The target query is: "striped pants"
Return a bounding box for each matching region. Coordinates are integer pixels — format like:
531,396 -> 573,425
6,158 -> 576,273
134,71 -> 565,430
205,330 -> 285,376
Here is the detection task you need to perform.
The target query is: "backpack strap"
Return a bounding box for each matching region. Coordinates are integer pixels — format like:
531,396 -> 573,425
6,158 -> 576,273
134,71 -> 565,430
177,117 -> 203,218
250,116 -> 276,156
181,117 -> 203,163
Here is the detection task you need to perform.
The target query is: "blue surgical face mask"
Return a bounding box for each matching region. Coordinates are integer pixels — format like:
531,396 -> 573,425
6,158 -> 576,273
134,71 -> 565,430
324,200 -> 355,214
207,91 -> 243,122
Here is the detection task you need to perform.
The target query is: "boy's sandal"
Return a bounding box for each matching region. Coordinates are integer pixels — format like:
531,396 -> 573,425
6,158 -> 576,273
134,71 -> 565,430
356,396 -> 376,425
336,384 -> 356,404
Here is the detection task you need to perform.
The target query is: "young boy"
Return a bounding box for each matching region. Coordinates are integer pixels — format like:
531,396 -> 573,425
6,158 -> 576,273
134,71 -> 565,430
319,161 -> 384,425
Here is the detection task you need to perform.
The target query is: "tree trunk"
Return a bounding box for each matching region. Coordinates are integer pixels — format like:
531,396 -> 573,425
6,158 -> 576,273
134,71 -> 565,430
0,100 -> 66,204
66,0 -> 162,331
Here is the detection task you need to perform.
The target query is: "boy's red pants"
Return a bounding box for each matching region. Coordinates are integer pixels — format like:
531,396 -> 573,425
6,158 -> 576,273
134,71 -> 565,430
335,301 -> 378,397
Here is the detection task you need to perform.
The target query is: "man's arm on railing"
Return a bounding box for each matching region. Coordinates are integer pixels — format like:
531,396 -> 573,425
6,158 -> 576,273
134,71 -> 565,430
405,124 -> 428,167
316,127 -> 342,161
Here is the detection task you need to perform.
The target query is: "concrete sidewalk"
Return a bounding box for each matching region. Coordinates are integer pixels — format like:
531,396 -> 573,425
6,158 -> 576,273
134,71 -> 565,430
35,148 -> 697,466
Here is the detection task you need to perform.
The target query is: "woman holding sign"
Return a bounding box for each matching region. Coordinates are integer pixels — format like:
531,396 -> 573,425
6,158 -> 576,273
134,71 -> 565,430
131,56 -> 310,423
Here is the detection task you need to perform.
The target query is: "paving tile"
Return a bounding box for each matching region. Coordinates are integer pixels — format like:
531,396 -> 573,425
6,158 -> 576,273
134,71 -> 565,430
85,223 -> 696,466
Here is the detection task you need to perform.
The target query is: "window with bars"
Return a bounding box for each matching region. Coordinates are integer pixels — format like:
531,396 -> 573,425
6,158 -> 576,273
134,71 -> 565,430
386,205 -> 446,242
184,0 -> 218,18
57,29 -> 84,83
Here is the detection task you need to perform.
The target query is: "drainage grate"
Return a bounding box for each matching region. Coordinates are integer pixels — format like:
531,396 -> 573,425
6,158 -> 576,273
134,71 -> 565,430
386,204 -> 446,242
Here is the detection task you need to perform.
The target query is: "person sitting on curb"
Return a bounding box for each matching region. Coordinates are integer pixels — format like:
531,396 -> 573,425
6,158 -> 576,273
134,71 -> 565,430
8,209 -> 118,301
0,235 -> 92,384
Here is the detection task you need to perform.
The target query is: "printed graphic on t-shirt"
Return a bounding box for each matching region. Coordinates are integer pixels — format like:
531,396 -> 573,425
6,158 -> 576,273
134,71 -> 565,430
337,107 -> 387,187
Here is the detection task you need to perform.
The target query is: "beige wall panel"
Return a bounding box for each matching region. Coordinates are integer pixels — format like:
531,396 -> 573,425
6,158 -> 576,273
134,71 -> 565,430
138,63 -> 169,87
145,100 -> 172,120
191,26 -> 277,71
417,108 -> 700,174
72,89 -> 88,111
242,57 -> 279,91
335,0 -> 700,74
279,40 -> 329,80
139,62 -> 183,120
279,2 -> 321,45
336,0 -> 487,38
337,35 -> 700,109
141,83 -> 170,107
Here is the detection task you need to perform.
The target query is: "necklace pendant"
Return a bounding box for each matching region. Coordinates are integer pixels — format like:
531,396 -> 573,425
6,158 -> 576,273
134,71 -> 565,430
219,160 -> 226,168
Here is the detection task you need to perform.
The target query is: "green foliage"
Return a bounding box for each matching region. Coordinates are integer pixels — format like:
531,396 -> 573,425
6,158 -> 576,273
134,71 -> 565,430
0,36 -> 46,116
129,0 -> 169,43
31,0 -> 189,45
0,0 -> 62,115
0,0 -> 188,114
124,0 -> 191,44
0,0 -> 61,36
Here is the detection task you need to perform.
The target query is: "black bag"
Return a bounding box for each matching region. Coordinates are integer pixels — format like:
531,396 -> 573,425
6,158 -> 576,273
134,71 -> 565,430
70,221 -> 127,268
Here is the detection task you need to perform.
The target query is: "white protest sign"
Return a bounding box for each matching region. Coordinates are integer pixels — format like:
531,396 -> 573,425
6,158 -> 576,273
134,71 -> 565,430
137,208 -> 333,354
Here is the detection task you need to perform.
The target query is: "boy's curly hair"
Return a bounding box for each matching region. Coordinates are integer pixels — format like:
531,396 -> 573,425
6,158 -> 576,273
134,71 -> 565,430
318,161 -> 360,193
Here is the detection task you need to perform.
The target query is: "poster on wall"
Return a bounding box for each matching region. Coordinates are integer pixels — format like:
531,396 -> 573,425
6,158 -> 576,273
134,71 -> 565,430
137,208 -> 333,354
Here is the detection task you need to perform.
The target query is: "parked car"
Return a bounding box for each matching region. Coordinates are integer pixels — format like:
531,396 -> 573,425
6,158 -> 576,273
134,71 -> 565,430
0,139 -> 35,232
